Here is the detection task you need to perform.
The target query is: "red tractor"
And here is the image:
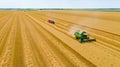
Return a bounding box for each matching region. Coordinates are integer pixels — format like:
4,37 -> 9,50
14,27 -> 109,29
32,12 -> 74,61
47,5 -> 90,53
48,19 -> 55,24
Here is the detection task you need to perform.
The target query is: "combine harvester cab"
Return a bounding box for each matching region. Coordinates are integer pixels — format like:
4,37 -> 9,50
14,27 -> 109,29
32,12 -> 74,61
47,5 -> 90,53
48,19 -> 55,24
74,31 -> 96,43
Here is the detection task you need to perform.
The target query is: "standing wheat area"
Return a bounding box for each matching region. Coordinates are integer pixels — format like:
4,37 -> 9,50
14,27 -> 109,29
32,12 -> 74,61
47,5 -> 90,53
0,10 -> 120,67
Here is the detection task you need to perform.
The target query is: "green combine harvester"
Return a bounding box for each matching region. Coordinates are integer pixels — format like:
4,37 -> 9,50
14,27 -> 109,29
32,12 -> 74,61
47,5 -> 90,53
74,31 -> 96,43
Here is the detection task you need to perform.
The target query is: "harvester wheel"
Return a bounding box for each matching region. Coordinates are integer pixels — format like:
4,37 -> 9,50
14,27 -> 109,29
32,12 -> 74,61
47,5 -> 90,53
76,37 -> 79,39
80,39 -> 83,43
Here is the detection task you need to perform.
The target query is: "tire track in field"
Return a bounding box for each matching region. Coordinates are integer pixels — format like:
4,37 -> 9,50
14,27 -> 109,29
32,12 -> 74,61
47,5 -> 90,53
0,15 -> 15,56
12,14 -> 25,67
0,14 -> 17,66
19,14 -> 37,67
23,14 -> 49,67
